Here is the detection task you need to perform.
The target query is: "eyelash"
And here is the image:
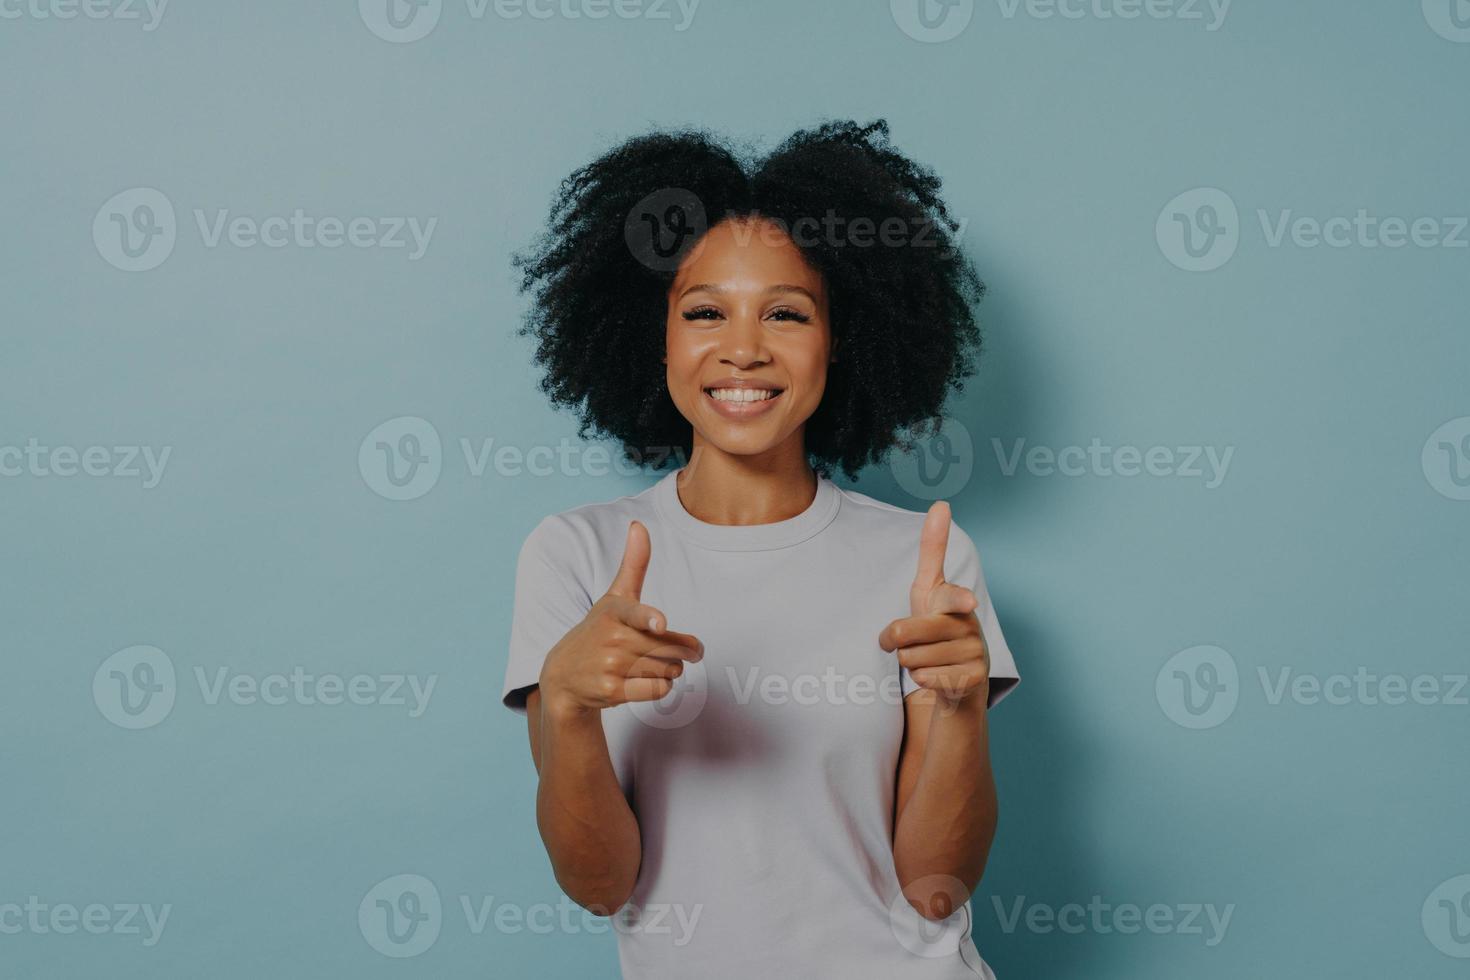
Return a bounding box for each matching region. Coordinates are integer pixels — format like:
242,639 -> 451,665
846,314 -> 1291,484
682,306 -> 811,323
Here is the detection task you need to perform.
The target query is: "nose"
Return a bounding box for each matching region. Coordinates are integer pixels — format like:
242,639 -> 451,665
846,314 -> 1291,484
717,309 -> 771,370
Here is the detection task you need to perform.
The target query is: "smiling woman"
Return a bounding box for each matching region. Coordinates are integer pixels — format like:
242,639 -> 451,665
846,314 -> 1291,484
514,119 -> 984,480
503,119 -> 1020,980
662,220 -> 834,483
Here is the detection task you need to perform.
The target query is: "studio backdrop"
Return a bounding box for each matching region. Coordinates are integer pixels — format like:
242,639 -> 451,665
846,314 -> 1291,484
2,2 -> 1468,978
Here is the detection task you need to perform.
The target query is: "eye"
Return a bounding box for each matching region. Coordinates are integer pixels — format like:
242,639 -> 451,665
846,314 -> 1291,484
768,307 -> 811,323
681,306 -> 722,321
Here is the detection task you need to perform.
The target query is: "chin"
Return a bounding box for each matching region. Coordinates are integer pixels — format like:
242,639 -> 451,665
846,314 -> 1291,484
695,428 -> 786,458
702,436 -> 781,457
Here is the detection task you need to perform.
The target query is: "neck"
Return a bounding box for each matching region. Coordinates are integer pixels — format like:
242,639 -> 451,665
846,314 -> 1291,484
674,433 -> 818,526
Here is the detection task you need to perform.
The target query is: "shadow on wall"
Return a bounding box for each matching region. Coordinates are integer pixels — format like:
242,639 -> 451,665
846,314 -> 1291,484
968,603 -> 1102,980
862,267 -> 1109,978
966,273 -> 1106,979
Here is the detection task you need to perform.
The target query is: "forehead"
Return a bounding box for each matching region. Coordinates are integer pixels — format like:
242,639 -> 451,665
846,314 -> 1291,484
672,218 -> 824,293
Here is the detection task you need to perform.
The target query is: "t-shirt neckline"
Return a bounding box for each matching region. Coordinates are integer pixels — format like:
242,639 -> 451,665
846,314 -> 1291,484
652,468 -> 841,552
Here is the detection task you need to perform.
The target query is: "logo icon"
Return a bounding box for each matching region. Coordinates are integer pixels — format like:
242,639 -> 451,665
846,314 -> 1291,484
1423,0 -> 1470,42
1422,417 -> 1470,501
1156,187 -> 1239,272
891,0 -> 975,43
359,0 -> 442,42
629,657 -> 709,730
891,415 -> 974,500
93,188 -> 176,272
888,874 -> 971,958
624,188 -> 708,273
1156,645 -> 1238,729
359,874 -> 442,958
1423,874 -> 1470,958
93,645 -> 176,729
359,416 -> 442,501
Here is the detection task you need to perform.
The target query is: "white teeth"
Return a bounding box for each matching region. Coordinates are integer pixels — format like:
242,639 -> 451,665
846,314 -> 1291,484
708,388 -> 778,403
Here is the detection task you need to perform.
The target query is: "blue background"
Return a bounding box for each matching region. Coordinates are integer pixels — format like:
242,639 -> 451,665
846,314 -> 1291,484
3,1 -> 1468,977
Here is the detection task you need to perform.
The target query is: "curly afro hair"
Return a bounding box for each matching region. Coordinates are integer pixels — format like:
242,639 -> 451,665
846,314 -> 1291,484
513,119 -> 984,480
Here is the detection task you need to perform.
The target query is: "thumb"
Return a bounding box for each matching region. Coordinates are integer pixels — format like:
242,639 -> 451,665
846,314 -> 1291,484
911,501 -> 951,614
608,520 -> 652,600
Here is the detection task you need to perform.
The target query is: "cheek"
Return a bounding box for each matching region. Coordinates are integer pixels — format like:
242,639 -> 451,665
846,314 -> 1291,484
664,327 -> 704,369
663,327 -> 711,399
783,341 -> 831,403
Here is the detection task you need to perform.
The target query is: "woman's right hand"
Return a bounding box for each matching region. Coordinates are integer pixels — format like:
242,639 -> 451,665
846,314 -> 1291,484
537,520 -> 703,716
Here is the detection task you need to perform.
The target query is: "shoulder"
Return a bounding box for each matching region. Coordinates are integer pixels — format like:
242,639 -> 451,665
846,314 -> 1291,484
518,481 -> 661,570
831,483 -> 984,582
833,483 -> 929,526
833,484 -> 979,547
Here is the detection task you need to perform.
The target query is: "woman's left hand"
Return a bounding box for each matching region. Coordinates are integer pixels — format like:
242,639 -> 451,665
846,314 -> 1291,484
878,501 -> 990,709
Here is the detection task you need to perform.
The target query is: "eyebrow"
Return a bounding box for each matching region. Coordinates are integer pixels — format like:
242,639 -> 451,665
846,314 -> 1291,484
679,283 -> 819,302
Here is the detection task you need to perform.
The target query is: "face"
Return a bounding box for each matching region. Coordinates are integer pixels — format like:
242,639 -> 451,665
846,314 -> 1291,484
664,218 -> 833,465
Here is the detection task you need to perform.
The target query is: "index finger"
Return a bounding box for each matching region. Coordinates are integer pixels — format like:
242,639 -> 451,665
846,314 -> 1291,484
640,629 -> 704,661
605,597 -> 704,660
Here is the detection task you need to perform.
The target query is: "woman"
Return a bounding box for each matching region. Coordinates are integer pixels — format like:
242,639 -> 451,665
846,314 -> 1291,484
502,120 -> 1020,979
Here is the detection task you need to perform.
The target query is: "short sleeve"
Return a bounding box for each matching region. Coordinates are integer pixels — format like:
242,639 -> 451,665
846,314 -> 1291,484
501,515 -> 594,714
899,520 -> 1020,708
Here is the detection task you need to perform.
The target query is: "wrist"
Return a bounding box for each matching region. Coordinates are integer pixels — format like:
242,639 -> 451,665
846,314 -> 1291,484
934,683 -> 989,719
539,684 -> 598,725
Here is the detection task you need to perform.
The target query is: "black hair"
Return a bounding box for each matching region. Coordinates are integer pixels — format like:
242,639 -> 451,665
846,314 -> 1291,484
513,119 -> 984,480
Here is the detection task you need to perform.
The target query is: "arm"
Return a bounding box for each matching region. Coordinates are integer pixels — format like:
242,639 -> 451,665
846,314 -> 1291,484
521,520 -> 703,915
892,685 -> 996,920
880,502 -> 996,920
526,687 -> 644,913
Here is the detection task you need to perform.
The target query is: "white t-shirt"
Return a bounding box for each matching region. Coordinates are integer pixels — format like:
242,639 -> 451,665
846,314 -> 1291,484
502,468 -> 1020,979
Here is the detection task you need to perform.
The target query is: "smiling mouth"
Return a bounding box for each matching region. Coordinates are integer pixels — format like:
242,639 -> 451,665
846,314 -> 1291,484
702,386 -> 785,419
703,387 -> 784,403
